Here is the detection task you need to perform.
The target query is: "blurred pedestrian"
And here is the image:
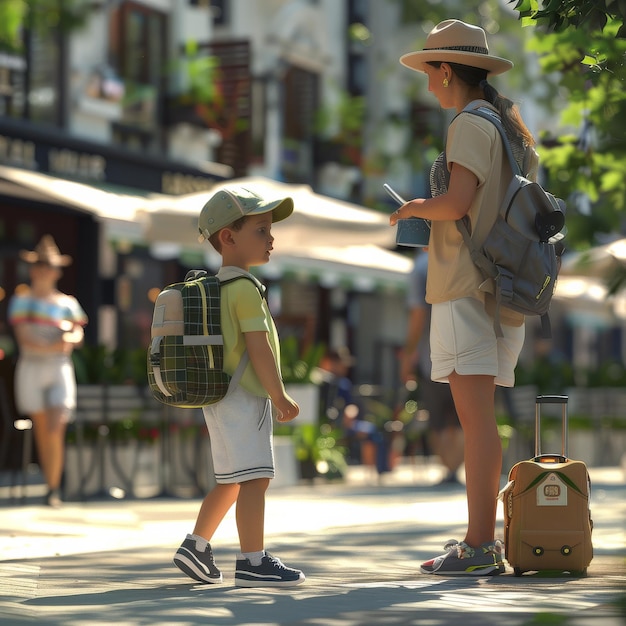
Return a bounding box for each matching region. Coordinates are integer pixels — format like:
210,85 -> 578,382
173,187 -> 305,587
392,20 -> 534,575
400,249 -> 464,486
319,347 -> 386,474
8,235 -> 87,507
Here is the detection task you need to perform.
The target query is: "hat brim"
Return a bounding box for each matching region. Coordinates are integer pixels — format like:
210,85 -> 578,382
400,50 -> 513,76
19,250 -> 72,267
246,196 -> 294,224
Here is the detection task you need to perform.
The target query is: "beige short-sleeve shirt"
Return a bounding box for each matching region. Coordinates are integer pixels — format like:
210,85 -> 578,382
426,109 -> 538,327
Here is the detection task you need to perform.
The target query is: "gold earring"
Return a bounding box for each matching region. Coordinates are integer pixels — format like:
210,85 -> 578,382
443,78 -> 449,88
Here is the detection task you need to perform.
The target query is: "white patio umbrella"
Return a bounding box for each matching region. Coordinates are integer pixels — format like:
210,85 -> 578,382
145,176 -> 411,290
560,239 -> 626,278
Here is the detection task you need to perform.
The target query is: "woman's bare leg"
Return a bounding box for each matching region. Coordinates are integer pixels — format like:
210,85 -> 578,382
448,372 -> 500,547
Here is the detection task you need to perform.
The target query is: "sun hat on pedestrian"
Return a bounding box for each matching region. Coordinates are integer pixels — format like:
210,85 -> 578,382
19,234 -> 72,267
198,186 -> 294,241
399,19 -> 513,76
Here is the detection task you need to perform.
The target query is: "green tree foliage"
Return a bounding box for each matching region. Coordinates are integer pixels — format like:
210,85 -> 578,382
511,0 -> 626,35
0,0 -> 89,53
509,1 -> 626,249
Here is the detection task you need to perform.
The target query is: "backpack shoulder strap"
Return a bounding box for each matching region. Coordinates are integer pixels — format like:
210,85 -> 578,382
219,274 -> 266,299
452,105 -> 514,338
461,106 -> 522,176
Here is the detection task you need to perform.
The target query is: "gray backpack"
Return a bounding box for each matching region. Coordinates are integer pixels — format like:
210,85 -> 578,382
455,106 -> 566,338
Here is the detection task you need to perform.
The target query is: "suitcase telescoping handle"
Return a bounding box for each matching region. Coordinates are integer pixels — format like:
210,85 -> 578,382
535,395 -> 569,462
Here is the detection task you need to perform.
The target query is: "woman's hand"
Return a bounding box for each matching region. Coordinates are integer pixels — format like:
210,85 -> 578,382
389,165 -> 479,226
389,199 -> 426,226
389,207 -> 402,226
390,202 -> 407,226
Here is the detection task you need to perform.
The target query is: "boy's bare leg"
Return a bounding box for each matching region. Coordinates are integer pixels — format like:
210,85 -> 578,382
448,372 -> 500,547
193,483 -> 240,539
235,477 -> 270,552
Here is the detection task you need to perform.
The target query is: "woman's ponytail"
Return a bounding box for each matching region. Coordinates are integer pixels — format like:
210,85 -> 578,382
480,78 -> 534,148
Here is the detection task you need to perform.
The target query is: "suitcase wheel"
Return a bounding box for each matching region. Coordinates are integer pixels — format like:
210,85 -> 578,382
514,567 -> 523,577
571,569 -> 587,578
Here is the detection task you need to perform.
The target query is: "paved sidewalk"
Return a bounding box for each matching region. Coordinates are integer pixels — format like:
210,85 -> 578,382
0,463 -> 625,626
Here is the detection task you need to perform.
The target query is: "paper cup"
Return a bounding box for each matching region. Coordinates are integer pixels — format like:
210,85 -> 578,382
396,218 -> 430,247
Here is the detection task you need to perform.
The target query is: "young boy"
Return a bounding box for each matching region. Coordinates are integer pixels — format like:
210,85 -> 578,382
173,186 -> 305,587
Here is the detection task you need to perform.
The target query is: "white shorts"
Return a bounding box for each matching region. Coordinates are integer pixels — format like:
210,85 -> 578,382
430,297 -> 525,387
202,384 -> 274,484
14,355 -> 76,420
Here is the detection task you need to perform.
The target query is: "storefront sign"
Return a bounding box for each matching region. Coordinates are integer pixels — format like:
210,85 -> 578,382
161,171 -> 216,194
49,148 -> 107,181
0,120 -> 227,193
0,135 -> 37,169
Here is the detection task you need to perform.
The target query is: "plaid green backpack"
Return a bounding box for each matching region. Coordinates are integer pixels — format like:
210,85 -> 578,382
147,270 -> 256,408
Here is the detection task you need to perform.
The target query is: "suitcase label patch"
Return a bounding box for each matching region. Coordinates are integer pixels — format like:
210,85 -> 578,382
537,472 -> 568,506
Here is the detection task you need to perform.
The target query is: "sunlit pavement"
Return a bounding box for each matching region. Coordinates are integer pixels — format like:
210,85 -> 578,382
1,462 -> 624,626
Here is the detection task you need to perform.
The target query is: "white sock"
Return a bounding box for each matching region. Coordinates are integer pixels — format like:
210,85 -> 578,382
189,533 -> 208,552
240,550 -> 265,566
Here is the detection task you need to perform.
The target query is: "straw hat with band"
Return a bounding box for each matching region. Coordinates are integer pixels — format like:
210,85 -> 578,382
19,235 -> 72,267
400,20 -> 513,76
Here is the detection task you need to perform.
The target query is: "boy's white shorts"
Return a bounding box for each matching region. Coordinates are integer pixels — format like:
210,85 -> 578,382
430,297 -> 525,388
202,384 -> 275,484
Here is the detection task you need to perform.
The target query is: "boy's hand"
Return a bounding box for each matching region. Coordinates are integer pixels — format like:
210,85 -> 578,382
275,395 -> 300,423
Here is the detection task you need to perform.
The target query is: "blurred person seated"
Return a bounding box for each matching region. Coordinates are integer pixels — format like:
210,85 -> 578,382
318,347 -> 388,475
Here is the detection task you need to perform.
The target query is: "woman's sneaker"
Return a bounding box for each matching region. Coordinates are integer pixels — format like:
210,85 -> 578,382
173,536 -> 223,583
235,553 -> 305,587
420,539 -> 505,576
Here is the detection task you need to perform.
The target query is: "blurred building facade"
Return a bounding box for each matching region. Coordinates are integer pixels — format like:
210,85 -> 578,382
0,0 -> 422,397
0,0 -> 622,400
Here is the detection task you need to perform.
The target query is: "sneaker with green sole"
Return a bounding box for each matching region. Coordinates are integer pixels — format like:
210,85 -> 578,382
420,539 -> 505,576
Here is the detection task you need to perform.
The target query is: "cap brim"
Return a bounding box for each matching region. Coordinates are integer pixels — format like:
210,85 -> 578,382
248,196 -> 294,223
400,50 -> 513,76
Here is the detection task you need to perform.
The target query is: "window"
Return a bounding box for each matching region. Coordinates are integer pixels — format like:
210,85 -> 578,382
0,31 -> 64,126
109,1 -> 167,153
210,0 -> 230,26
200,40 -> 251,176
282,65 -> 319,183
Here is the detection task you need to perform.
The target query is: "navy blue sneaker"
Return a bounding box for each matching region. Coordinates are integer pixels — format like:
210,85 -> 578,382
173,536 -> 223,583
235,553 -> 305,587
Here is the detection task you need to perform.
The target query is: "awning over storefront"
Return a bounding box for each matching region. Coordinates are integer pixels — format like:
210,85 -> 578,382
147,176 -> 398,249
0,168 -> 412,291
0,164 -> 152,241
265,244 -> 413,291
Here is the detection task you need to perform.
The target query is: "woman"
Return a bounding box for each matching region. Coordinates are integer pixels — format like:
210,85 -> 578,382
391,20 -> 537,575
9,235 -> 87,507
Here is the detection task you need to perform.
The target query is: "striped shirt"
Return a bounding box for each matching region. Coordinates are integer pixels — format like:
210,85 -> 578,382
8,290 -> 87,352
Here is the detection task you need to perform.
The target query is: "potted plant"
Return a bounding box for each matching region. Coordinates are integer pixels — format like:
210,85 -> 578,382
164,40 -> 249,142
313,90 -> 366,167
276,338 -> 348,481
280,337 -> 325,425
289,422 -> 347,482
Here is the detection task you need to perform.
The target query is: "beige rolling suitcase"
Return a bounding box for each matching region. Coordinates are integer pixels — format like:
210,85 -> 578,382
500,395 -> 593,576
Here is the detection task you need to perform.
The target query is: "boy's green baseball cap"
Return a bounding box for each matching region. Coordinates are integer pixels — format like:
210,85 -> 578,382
198,186 -> 294,241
